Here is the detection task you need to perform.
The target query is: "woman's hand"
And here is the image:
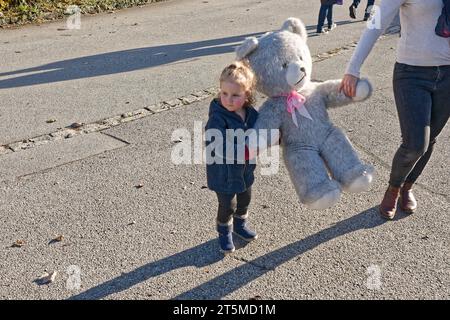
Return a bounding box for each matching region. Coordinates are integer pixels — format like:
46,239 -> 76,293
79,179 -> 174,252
340,74 -> 359,97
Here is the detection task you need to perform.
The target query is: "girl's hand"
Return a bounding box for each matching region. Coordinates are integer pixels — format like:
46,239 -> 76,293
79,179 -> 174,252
245,146 -> 257,161
340,74 -> 359,97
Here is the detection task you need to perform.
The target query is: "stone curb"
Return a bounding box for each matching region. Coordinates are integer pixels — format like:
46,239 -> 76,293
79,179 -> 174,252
0,87 -> 219,155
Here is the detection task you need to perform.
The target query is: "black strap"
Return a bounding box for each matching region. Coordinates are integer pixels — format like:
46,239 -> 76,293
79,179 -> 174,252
436,0 -> 450,38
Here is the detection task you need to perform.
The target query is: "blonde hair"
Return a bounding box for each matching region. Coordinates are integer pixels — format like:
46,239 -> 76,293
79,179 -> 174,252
218,61 -> 256,107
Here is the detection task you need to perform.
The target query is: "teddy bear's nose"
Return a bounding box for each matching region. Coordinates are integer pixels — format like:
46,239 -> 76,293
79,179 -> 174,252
300,67 -> 306,73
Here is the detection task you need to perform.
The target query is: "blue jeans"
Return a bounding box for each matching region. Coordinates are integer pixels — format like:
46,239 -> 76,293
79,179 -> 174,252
390,63 -> 450,187
352,0 -> 375,15
352,0 -> 375,17
317,4 -> 334,32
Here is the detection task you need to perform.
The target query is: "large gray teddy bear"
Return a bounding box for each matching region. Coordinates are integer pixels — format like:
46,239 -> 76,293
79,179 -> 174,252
238,17 -> 374,210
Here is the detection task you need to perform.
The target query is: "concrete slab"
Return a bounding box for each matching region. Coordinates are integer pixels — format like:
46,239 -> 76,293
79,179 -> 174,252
0,132 -> 128,181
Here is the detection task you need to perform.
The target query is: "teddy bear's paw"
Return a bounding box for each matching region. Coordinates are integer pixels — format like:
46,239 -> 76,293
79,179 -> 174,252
353,79 -> 372,101
344,171 -> 373,193
307,188 -> 341,210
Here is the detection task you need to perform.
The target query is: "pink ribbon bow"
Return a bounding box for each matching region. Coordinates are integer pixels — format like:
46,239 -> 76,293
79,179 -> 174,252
276,91 -> 312,127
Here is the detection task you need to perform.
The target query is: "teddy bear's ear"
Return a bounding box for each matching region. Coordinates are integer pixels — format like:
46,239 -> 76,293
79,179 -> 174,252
235,37 -> 259,60
281,17 -> 308,42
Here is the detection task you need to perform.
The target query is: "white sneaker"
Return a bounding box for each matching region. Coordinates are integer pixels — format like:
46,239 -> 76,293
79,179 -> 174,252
327,23 -> 337,31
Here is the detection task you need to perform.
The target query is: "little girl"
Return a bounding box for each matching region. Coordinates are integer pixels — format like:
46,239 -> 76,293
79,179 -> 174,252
205,61 -> 259,254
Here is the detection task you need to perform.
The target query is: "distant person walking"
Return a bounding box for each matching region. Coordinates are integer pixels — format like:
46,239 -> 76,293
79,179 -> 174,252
349,0 -> 376,21
317,0 -> 339,34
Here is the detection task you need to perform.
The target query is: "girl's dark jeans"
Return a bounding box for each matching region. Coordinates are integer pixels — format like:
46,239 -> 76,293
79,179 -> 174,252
215,187 -> 252,224
390,62 -> 450,187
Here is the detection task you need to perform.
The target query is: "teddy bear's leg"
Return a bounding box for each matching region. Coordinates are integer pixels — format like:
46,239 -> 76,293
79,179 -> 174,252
320,127 -> 374,193
284,147 -> 341,210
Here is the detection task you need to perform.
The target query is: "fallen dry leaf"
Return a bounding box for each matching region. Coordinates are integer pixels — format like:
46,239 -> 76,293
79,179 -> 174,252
70,122 -> 83,129
11,240 -> 25,248
48,235 -> 64,245
36,271 -> 57,285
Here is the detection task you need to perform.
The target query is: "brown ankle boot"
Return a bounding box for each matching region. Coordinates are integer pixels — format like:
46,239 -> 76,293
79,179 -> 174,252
400,182 -> 417,213
379,185 -> 400,220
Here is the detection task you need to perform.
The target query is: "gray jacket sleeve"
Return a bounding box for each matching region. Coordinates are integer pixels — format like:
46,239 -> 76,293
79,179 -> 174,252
345,0 -> 406,77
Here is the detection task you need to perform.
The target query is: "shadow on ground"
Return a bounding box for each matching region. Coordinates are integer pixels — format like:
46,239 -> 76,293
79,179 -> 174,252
0,20 -> 360,89
68,205 -> 407,300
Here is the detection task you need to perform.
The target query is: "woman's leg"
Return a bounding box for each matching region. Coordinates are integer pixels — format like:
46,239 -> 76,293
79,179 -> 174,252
405,66 -> 450,184
390,67 -> 434,188
327,4 -> 334,28
364,0 -> 375,20
317,5 -> 329,33
380,63 -> 434,219
391,65 -> 450,215
349,1 -> 359,19
366,0 -> 375,8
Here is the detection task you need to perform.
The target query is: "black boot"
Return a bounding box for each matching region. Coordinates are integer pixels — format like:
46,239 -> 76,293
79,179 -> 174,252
349,4 -> 357,19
